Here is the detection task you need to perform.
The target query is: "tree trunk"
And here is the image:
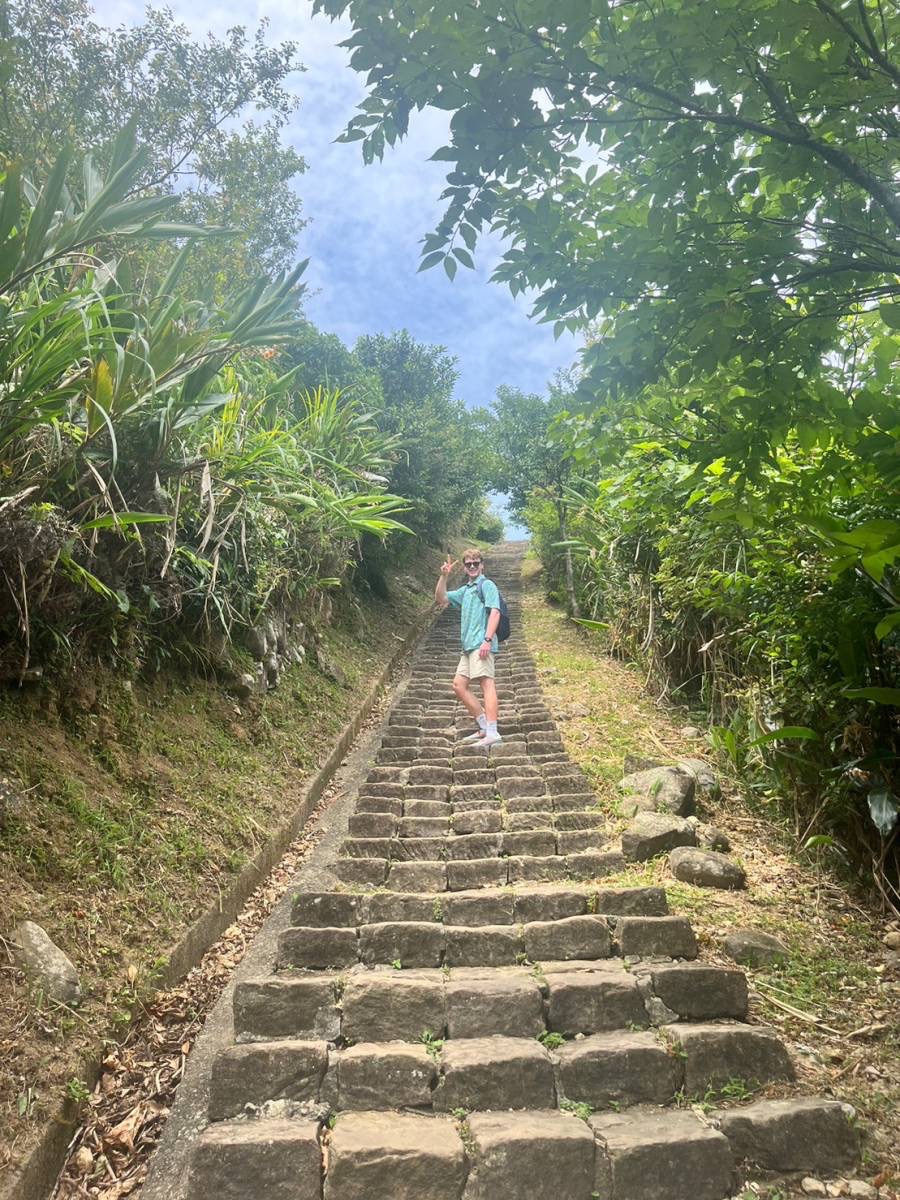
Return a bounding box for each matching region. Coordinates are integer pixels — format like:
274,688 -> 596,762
556,502 -> 581,619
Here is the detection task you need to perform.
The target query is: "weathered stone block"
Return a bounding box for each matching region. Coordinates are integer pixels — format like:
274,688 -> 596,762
341,972 -> 446,1042
355,794 -> 403,815
444,924 -> 522,967
358,922 -> 445,968
616,917 -> 698,959
391,835 -> 447,861
500,831 -> 557,857
435,1036 -> 555,1112
721,927 -> 788,968
619,766 -> 696,817
398,816 -> 450,838
325,1112 -> 466,1200
513,888 -> 587,924
523,915 -> 611,962
447,858 -> 508,890
341,837 -> 394,859
291,892 -> 366,928
234,976 -> 340,1042
545,968 -> 648,1035
388,861 -> 448,892
367,893 -> 439,924
337,1042 -> 437,1110
208,1040 -> 327,1119
592,887 -> 668,917
442,891 -> 515,926
277,927 -> 358,970
591,1109 -> 733,1200
644,963 -> 748,1021
497,775 -> 546,799
443,833 -> 502,861
507,855 -> 567,883
348,813 -> 398,839
462,1111 -> 594,1200
409,765 -> 453,786
451,809 -> 502,835
565,851 -> 625,879
445,972 -> 544,1039
405,799 -> 450,818
717,1098 -> 859,1172
663,1022 -> 795,1093
190,1118 -> 322,1200
556,1031 -> 680,1107
332,857 -> 387,887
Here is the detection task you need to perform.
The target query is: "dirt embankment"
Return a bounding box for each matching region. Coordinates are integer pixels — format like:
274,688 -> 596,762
0,546 -> 452,1194
519,555 -> 900,1190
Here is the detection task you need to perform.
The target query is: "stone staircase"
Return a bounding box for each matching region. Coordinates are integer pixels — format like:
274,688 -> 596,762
185,544 -> 859,1200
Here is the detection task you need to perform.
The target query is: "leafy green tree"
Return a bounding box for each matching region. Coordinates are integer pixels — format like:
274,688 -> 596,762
315,0 -> 900,444
0,0 -> 306,291
353,330 -> 493,545
492,385 -> 579,614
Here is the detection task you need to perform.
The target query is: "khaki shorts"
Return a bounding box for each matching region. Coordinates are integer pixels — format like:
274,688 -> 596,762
455,649 -> 495,680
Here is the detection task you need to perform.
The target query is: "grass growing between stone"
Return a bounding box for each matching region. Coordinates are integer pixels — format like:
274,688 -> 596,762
519,554 -> 900,1190
0,546 -> 452,1187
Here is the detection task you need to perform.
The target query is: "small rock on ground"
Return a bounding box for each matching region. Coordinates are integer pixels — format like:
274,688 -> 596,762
13,919 -> 82,1004
669,846 -> 746,890
722,928 -> 788,968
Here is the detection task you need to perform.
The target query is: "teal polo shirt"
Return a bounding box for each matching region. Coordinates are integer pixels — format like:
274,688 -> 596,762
446,577 -> 501,653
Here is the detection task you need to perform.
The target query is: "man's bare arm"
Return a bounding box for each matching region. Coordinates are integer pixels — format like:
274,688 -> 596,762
435,554 -> 458,608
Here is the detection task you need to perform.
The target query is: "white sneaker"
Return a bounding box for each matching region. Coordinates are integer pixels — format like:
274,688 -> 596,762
477,732 -> 502,749
460,730 -> 486,744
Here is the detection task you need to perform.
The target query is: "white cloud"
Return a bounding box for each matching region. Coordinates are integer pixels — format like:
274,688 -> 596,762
93,0 -> 581,405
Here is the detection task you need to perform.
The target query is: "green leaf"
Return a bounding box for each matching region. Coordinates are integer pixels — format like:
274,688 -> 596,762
443,255 -> 457,281
80,512 -> 173,531
874,611 -> 900,640
843,687 -> 900,706
749,726 -> 819,746
879,303 -> 900,330
452,246 -> 474,269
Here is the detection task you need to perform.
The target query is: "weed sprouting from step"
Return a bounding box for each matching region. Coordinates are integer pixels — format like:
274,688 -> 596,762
419,1030 -> 444,1059
559,1098 -> 594,1122
450,1107 -> 469,1121
431,897 -> 443,922
391,959 -> 402,970
537,1031 -> 565,1050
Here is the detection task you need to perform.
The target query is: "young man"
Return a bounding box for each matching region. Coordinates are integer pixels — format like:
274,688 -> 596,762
434,549 -> 502,748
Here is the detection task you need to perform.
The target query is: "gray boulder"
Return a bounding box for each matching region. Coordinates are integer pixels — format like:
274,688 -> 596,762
698,824 -> 731,852
623,754 -> 664,775
621,813 -> 698,861
676,757 -> 722,802
722,927 -> 788,968
619,767 -> 696,817
13,920 -> 82,1004
669,846 -> 746,890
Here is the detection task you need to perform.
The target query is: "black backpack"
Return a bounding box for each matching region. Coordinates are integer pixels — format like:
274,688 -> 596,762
476,576 -> 511,642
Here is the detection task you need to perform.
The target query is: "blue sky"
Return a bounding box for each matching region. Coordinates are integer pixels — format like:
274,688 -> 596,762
93,0 -> 580,420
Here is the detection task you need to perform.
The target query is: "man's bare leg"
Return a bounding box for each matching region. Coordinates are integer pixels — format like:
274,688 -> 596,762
480,677 -> 498,724
452,673 -> 484,721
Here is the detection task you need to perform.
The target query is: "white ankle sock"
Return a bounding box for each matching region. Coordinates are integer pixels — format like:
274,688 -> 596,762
486,720 -> 498,736
477,713 -> 487,731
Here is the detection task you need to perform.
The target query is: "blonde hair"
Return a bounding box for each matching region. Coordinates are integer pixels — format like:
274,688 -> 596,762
462,548 -> 484,564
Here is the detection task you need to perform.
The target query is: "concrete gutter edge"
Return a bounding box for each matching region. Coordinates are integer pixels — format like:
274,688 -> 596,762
3,602 -> 436,1200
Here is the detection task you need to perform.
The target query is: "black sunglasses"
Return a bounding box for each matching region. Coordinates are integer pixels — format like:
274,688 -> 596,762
463,559 -> 482,568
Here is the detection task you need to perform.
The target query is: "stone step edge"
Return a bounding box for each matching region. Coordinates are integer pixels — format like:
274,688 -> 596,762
189,1097 -> 860,1199
232,962 -> 750,1045
208,1023 -> 795,1121
274,915 -> 700,970
289,884 -> 670,927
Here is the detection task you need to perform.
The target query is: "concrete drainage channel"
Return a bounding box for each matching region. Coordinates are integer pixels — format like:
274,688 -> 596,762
142,544 -> 860,1200
7,592 -> 438,1200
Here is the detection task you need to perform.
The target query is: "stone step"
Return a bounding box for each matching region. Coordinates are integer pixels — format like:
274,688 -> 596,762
213,1029 -> 721,1117
291,885 -> 668,929
332,850 -> 628,890
233,960 -> 747,1045
188,1100 -> 860,1200
276,913 -> 615,970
